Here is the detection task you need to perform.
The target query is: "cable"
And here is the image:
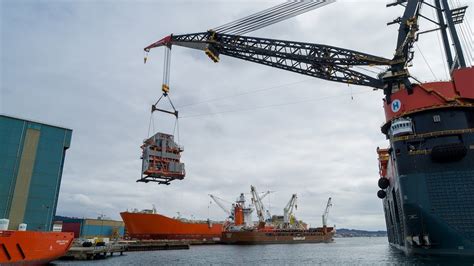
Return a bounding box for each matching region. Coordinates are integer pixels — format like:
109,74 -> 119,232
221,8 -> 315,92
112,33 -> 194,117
180,90 -> 372,119
229,2 -> 313,35
354,66 -> 381,75
147,112 -> 154,137
177,78 -> 314,109
219,2 -> 312,34
415,43 -> 438,80
214,2 -> 298,33
432,4 -> 450,79
213,0 -> 334,35
235,1 -> 332,35
231,1 -> 331,35
214,2 -> 293,32
450,0 -> 474,66
458,24 -> 474,66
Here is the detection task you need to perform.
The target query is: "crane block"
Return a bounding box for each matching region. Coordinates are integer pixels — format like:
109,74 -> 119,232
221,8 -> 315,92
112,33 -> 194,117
205,44 -> 220,63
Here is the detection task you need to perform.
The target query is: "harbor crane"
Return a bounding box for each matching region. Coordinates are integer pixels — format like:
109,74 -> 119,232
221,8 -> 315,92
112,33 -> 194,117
322,197 -> 332,227
283,194 -> 297,227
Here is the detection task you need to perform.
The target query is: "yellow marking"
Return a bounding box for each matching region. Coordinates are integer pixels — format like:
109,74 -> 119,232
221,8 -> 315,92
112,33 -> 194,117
204,49 -> 219,63
8,128 -> 40,230
162,84 -> 169,93
408,149 -> 431,155
393,128 -> 474,142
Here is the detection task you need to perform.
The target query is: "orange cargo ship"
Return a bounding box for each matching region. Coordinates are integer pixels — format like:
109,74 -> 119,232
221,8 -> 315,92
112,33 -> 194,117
120,211 -> 223,241
0,230 -> 74,264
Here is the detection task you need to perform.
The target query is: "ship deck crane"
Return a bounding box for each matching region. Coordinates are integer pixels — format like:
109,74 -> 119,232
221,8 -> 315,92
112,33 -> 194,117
322,197 -> 332,227
283,194 -> 297,227
209,194 -> 233,219
144,0 -> 468,103
250,185 -> 271,224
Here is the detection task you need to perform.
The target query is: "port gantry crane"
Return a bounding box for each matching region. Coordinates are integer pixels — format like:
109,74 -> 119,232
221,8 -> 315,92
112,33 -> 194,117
145,0 -> 468,103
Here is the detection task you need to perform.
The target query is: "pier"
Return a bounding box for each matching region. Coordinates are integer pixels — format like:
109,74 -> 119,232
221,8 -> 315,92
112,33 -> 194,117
62,243 -> 127,260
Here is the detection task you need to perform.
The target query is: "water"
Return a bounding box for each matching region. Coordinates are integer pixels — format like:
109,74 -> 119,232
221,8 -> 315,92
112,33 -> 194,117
54,237 -> 474,265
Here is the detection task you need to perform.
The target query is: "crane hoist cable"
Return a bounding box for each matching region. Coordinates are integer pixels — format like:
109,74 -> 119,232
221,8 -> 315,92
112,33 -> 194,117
212,0 -> 335,35
230,1 -> 334,35
146,45 -> 181,142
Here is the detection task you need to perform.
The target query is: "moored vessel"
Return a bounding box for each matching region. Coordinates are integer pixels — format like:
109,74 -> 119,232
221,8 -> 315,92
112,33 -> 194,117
0,230 -> 74,264
219,186 -> 335,245
120,208 -> 223,241
221,227 -> 334,245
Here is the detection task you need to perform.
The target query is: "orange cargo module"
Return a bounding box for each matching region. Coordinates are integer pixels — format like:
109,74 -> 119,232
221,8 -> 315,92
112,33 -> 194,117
120,211 -> 223,241
0,230 -> 74,264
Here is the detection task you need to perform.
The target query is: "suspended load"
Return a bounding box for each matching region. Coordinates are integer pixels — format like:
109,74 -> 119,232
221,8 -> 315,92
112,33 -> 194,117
138,132 -> 185,185
139,44 -> 185,185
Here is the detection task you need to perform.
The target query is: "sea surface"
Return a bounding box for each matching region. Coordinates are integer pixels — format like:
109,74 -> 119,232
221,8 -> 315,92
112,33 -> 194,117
53,237 -> 474,265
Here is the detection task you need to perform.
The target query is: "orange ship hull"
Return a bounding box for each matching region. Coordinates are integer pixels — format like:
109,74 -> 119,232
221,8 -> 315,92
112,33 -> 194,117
120,212 -> 223,240
0,230 -> 74,264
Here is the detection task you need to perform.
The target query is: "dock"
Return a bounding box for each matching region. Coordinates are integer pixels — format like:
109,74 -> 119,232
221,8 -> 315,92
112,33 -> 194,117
62,243 -> 127,260
125,240 -> 190,251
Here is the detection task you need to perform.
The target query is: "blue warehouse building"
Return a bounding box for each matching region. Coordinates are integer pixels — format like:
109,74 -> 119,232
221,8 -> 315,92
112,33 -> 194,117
54,216 -> 125,239
0,114 -> 72,231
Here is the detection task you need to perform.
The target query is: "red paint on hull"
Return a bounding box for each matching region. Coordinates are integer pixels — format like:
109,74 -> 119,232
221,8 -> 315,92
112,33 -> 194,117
0,230 -> 74,264
383,67 -> 474,123
120,212 -> 223,240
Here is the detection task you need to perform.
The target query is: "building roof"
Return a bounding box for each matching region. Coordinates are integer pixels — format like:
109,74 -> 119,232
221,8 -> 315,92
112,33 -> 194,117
0,113 -> 73,131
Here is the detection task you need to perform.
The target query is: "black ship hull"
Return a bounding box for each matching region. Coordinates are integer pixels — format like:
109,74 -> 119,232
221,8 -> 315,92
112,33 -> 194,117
381,108 -> 474,256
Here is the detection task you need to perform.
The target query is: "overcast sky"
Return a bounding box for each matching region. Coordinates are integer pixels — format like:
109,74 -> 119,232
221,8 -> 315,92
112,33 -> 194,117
2,0 -> 473,230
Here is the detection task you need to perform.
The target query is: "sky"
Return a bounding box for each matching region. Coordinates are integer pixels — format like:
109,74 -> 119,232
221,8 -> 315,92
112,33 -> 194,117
1,0 -> 473,230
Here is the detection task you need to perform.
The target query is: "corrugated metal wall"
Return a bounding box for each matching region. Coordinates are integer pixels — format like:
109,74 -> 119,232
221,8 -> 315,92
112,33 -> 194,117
82,219 -> 125,238
54,216 -> 125,238
0,115 -> 72,231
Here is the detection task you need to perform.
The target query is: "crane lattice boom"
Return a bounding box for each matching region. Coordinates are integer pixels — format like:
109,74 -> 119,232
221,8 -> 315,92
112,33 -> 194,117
283,194 -> 297,225
322,197 -> 332,227
209,194 -> 232,217
145,32 -> 394,88
250,185 -> 270,223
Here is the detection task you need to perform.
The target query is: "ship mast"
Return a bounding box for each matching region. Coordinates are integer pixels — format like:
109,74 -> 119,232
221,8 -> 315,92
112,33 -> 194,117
435,0 -> 467,70
388,0 -> 468,76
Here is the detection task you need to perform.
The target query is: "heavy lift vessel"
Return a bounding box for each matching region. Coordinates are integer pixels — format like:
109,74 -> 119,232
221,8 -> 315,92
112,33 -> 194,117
144,0 -> 474,256
213,186 -> 334,244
